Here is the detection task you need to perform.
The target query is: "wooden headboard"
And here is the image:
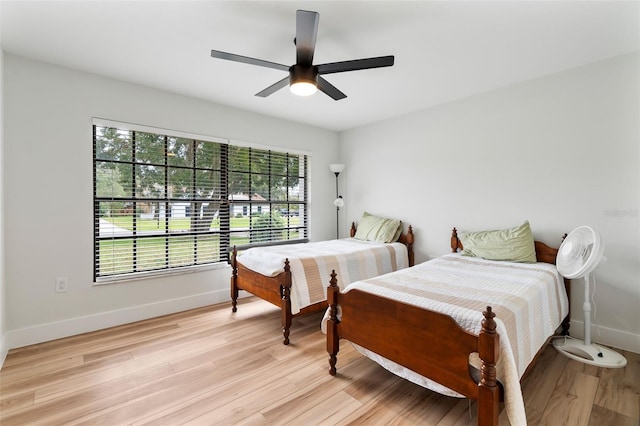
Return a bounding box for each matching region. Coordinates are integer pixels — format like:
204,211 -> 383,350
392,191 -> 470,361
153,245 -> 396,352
450,227 -> 567,265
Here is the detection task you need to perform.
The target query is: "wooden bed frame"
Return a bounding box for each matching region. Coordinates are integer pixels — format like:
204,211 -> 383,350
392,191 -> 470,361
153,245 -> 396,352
231,222 -> 415,345
326,227 -> 570,425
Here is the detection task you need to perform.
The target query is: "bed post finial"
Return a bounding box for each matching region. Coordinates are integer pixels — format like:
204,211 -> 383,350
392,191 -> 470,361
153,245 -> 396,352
451,227 -> 460,253
327,270 -> 340,376
406,225 -> 414,245
350,222 -> 357,238
478,306 -> 499,425
406,226 -> 415,266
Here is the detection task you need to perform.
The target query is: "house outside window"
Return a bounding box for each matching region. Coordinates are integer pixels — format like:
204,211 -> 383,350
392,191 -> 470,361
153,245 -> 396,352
93,120 -> 308,282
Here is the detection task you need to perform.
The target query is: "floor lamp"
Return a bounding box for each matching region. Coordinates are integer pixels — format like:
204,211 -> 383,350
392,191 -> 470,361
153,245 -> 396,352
329,164 -> 345,239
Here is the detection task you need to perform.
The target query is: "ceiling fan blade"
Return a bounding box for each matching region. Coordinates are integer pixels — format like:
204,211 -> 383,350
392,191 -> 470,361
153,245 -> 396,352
317,55 -> 394,75
317,77 -> 347,101
296,10 -> 319,65
255,76 -> 290,97
211,50 -> 289,72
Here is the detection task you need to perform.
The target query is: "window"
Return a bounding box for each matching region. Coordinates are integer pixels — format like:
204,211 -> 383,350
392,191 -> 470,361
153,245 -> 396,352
93,121 -> 308,282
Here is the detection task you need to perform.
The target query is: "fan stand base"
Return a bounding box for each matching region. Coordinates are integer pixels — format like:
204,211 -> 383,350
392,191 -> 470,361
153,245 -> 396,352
553,337 -> 627,368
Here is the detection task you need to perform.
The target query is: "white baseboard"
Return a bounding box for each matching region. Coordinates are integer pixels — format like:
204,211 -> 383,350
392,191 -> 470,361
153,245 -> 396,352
0,334 -> 8,370
569,319 -> 640,355
2,289 -> 231,357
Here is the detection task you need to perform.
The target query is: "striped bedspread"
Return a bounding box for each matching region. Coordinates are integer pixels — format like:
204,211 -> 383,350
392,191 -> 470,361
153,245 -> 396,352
336,254 -> 568,426
237,238 -> 409,314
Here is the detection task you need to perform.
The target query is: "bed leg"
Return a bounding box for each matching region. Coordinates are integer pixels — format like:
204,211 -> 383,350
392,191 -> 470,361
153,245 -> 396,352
478,306 -> 499,426
281,259 -> 292,345
327,270 -> 340,375
231,290 -> 238,313
231,246 -> 238,313
281,283 -> 292,345
328,336 -> 338,376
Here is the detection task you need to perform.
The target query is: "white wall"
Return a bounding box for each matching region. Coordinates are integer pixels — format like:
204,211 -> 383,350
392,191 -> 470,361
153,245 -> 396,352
340,52 -> 640,353
2,54 -> 339,350
0,3 -> 7,364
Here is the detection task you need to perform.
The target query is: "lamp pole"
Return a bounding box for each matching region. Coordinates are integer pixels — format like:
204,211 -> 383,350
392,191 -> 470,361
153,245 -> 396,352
329,164 -> 345,239
334,173 -> 341,239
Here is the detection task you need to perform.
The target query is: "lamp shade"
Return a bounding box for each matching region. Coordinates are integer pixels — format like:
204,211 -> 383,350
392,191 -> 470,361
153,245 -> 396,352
329,164 -> 345,174
333,196 -> 344,208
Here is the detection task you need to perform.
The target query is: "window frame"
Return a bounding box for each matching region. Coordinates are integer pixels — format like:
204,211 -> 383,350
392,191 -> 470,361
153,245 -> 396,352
93,119 -> 309,283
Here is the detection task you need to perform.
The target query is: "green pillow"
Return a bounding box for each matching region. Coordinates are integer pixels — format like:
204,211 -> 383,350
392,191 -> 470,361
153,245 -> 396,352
353,212 -> 402,243
460,221 -> 537,263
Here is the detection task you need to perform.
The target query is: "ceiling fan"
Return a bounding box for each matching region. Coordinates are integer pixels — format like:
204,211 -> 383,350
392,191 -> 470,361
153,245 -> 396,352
210,10 -> 394,100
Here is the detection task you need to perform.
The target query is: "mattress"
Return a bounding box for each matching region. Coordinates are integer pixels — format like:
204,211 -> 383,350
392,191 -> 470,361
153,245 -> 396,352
238,238 -> 409,314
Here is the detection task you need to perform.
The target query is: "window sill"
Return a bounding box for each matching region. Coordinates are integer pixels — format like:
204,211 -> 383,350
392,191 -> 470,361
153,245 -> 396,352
93,262 -> 230,286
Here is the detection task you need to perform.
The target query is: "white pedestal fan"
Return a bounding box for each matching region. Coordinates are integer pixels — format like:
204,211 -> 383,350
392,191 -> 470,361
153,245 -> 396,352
553,226 -> 627,368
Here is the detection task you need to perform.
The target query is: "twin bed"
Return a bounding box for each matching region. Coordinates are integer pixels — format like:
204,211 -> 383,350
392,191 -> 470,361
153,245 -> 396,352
325,226 -> 570,425
231,219 -> 415,344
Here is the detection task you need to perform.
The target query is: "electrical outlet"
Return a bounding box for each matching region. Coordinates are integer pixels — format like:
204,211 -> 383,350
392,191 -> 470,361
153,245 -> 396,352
55,277 -> 68,293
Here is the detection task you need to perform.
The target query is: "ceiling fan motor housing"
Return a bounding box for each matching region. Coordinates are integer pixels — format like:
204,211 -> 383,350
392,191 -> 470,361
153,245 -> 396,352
289,64 -> 318,85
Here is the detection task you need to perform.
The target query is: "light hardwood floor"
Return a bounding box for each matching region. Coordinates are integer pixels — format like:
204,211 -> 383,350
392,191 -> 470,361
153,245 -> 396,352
1,297 -> 638,425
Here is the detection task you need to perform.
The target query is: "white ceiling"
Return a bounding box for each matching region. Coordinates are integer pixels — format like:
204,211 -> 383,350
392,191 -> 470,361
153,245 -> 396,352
2,1 -> 639,131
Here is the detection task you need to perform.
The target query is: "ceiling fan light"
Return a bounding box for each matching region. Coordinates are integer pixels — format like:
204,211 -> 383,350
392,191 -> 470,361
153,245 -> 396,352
290,81 -> 317,96
289,64 -> 318,96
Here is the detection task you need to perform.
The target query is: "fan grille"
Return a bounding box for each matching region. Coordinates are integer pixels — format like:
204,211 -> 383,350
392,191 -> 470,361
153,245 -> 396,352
556,226 -> 604,278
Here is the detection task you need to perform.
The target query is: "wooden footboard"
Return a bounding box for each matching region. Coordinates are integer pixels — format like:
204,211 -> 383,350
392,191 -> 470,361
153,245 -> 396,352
326,270 -> 500,425
231,246 -> 321,345
231,223 -> 415,345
